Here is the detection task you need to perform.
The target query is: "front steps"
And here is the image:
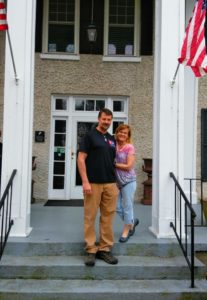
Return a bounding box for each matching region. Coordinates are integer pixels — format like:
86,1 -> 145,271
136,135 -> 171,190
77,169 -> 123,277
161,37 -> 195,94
0,279 -> 207,300
0,241 -> 206,299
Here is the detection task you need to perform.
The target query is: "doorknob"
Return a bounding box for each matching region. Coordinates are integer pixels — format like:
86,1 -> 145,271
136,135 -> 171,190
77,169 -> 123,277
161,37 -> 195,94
71,151 -> 75,159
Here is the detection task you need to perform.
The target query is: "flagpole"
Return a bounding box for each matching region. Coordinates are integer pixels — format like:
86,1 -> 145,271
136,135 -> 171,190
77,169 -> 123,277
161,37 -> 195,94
170,62 -> 180,88
6,29 -> 19,85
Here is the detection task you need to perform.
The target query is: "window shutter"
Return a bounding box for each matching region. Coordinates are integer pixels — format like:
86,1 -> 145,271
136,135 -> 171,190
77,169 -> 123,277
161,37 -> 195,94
140,0 -> 154,55
35,0 -> 43,53
201,109 -> 207,181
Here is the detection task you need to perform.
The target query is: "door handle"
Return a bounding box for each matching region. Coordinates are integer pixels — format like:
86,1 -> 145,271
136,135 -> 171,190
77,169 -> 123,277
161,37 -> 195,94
71,151 -> 76,159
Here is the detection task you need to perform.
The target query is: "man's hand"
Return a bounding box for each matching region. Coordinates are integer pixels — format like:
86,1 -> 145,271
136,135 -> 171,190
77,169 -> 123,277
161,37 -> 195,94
83,182 -> 92,195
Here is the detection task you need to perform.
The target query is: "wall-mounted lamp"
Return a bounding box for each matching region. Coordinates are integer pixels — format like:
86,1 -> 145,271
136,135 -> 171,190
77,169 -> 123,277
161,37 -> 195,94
87,0 -> 97,42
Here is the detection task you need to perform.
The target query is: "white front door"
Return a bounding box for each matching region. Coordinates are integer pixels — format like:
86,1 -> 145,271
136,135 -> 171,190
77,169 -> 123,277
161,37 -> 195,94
70,117 -> 97,199
48,95 -> 128,200
49,116 -> 96,200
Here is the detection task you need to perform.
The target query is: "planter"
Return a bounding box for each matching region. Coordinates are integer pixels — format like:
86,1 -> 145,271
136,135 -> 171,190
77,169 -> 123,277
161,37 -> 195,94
202,199 -> 207,222
142,158 -> 152,205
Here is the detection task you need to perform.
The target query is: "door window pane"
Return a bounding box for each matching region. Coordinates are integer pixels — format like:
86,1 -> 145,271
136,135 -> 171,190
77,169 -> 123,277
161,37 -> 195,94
53,176 -> 64,189
55,134 -> 66,146
75,99 -> 105,111
77,122 -> 95,150
55,99 -> 67,110
54,162 -> 65,174
113,100 -> 124,112
54,147 -> 65,160
113,121 -> 124,134
75,99 -> 85,111
96,100 -> 105,111
86,100 -> 95,111
55,120 -> 66,133
76,122 -> 95,185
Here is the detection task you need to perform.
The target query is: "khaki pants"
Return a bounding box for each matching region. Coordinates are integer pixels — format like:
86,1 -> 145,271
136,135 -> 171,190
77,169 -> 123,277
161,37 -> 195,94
84,183 -> 118,253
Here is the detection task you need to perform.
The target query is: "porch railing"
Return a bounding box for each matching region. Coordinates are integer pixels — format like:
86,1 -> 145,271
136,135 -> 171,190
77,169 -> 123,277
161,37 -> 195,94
184,177 -> 207,226
0,169 -> 17,259
170,172 -> 196,288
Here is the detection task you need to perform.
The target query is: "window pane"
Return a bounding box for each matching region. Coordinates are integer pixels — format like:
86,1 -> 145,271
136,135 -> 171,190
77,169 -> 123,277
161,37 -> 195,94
49,0 -> 75,22
96,100 -> 105,111
118,6 -> 125,16
109,0 -> 134,25
86,100 -> 95,111
48,24 -> 74,52
113,101 -> 124,112
55,99 -> 67,110
109,27 -> 134,55
117,16 -> 125,24
75,100 -> 85,111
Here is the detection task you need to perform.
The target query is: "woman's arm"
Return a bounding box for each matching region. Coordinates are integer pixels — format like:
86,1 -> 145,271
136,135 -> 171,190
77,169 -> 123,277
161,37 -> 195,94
115,154 -> 135,171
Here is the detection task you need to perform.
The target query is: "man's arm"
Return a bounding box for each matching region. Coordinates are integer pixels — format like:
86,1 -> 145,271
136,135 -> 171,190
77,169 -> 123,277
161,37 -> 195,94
77,151 -> 92,194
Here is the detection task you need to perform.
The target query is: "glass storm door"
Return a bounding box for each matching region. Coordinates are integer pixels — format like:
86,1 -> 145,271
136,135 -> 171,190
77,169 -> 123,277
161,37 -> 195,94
70,117 -> 96,199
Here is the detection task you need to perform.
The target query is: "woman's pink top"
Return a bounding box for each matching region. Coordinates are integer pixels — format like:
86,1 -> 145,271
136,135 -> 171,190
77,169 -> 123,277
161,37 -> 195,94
115,143 -> 136,187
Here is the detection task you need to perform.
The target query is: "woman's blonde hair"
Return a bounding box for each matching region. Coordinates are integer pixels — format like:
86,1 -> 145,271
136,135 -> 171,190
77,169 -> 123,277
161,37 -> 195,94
115,124 -> 132,143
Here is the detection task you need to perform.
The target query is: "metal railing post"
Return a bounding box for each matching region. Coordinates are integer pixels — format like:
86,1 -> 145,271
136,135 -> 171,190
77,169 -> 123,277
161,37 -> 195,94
170,172 -> 196,289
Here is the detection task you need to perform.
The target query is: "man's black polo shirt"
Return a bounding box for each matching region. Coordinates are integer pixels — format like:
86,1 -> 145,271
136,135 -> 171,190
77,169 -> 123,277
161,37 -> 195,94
79,128 -> 116,183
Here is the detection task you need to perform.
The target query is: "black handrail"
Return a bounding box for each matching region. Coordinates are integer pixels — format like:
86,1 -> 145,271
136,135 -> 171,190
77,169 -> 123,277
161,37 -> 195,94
170,172 -> 196,288
184,177 -> 207,226
0,169 -> 17,260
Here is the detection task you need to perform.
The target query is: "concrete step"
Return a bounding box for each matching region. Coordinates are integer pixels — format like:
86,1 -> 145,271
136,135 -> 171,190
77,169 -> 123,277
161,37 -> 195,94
0,255 -> 205,280
0,279 -> 206,300
5,241 -> 183,257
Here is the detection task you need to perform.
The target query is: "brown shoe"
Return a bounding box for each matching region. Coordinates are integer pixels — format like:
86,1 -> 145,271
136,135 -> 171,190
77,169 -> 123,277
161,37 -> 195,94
85,253 -> 96,266
96,251 -> 118,264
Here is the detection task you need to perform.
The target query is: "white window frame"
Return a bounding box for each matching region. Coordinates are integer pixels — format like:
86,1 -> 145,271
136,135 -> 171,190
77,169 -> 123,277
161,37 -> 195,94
41,0 -> 80,61
103,0 -> 141,62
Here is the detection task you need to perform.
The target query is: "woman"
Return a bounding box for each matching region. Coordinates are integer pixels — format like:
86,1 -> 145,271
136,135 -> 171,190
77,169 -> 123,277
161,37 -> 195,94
114,124 -> 139,243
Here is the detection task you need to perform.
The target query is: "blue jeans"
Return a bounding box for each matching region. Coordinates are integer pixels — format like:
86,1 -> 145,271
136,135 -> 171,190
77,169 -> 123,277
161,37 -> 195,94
116,181 -> 137,225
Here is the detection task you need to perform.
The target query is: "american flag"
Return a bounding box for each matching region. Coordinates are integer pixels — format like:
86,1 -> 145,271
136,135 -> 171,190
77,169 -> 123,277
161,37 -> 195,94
178,0 -> 207,77
0,0 -> 8,31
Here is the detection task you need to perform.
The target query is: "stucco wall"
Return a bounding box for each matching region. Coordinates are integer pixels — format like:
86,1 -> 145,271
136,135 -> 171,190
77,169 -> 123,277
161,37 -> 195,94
33,54 -> 154,201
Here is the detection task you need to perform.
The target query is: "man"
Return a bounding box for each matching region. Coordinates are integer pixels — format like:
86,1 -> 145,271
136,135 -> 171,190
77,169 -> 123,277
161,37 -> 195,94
77,108 -> 119,267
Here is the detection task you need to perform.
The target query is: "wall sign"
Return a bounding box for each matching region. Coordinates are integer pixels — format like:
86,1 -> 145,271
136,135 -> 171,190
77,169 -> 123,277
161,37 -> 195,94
35,131 -> 45,143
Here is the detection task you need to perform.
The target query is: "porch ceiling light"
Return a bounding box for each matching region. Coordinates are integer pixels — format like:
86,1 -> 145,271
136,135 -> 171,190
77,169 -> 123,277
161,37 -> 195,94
87,0 -> 97,42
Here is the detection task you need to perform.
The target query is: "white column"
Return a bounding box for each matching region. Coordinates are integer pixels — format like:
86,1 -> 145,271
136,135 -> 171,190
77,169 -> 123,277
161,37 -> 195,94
184,69 -> 198,204
183,0 -> 198,204
150,0 -> 185,238
2,0 -> 36,236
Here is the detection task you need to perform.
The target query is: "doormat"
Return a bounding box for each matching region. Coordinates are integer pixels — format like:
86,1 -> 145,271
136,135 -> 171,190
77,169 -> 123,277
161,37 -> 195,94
44,200 -> 84,207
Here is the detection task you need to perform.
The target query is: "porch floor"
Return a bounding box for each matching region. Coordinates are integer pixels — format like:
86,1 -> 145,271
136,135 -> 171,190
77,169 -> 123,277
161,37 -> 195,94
8,201 -> 207,249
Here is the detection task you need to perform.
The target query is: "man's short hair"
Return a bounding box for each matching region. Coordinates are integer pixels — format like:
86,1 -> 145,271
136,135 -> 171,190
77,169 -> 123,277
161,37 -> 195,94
98,108 -> 113,118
